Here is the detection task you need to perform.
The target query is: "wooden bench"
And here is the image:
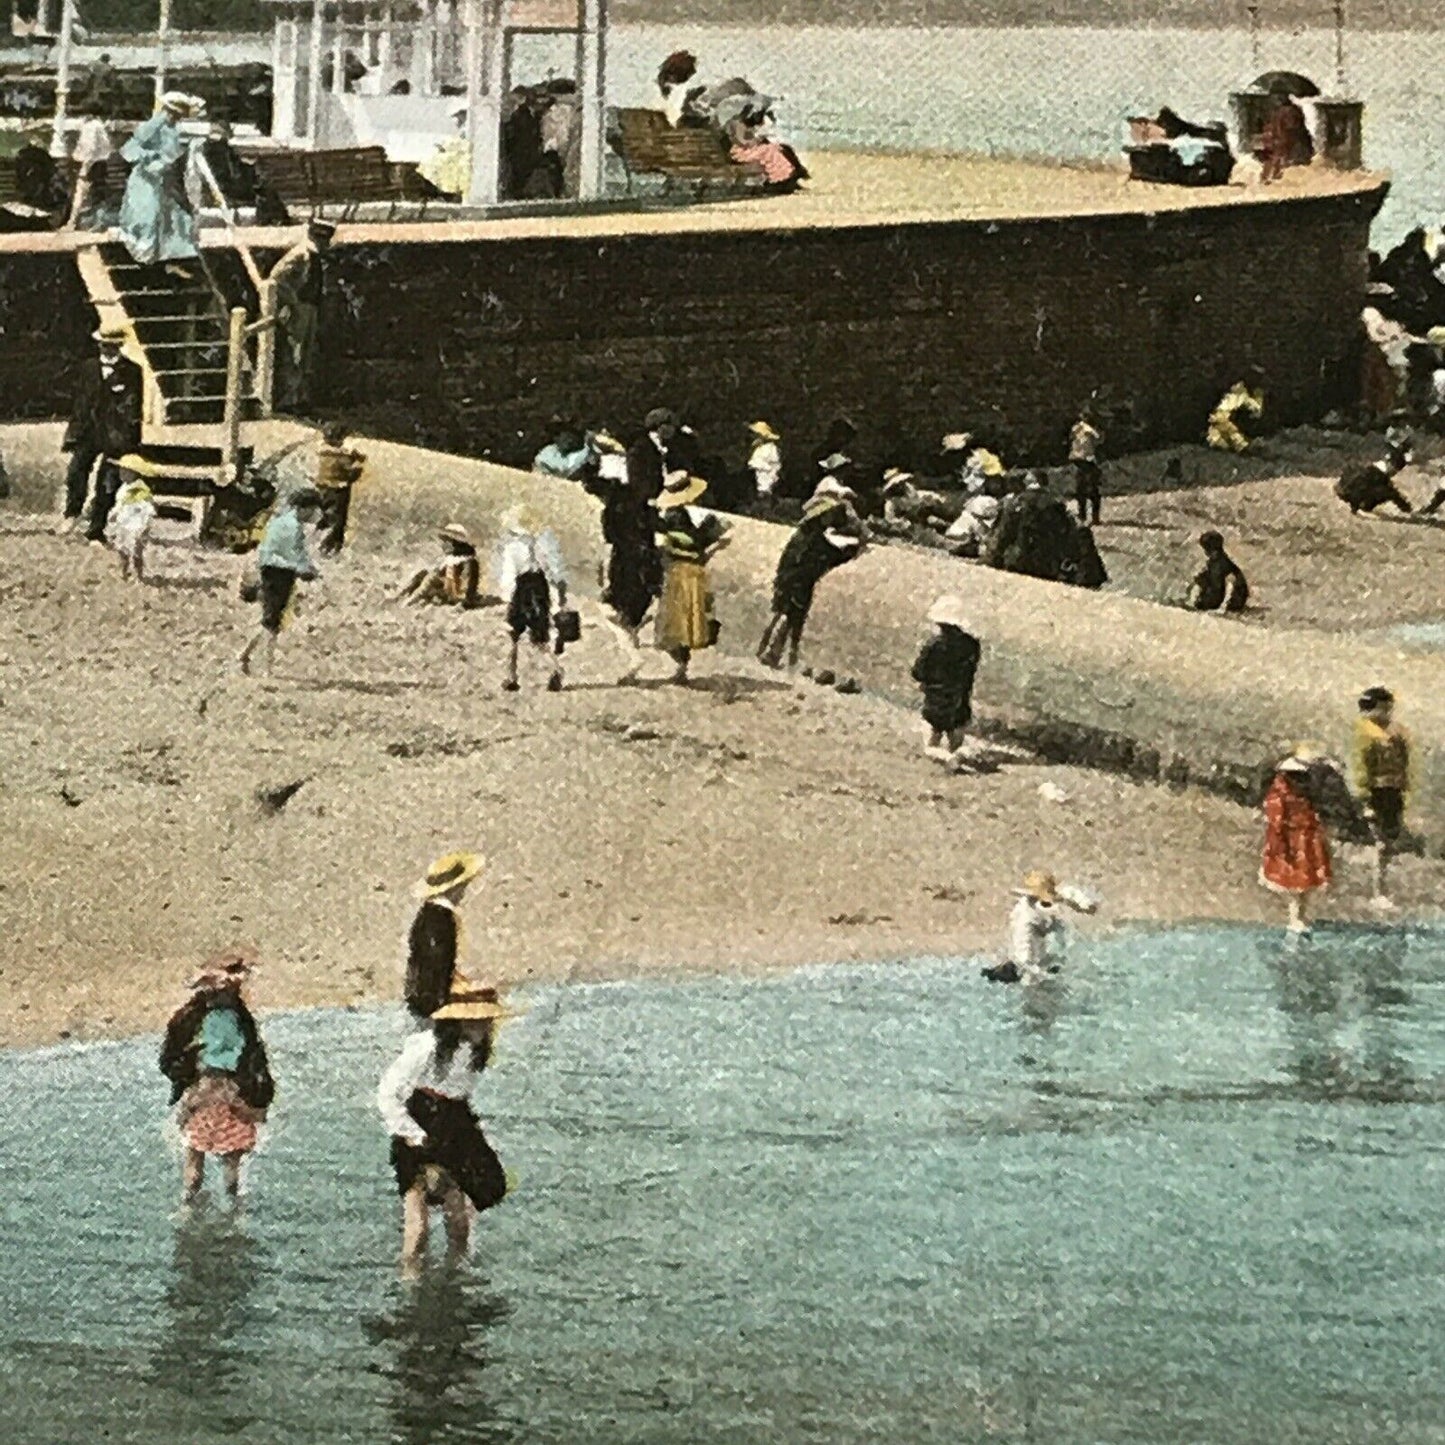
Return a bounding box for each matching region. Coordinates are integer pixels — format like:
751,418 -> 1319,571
610,108 -> 765,197
247,146 -> 427,221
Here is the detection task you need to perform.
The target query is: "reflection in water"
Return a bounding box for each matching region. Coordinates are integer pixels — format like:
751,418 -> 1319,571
365,1265 -> 515,1445
1268,930 -> 1413,1102
148,1206 -> 264,1431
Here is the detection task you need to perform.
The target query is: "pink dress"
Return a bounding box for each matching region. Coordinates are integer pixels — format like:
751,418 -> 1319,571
1260,773 -> 1332,895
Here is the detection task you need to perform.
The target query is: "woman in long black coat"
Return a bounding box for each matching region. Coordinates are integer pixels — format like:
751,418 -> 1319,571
757,480 -> 866,669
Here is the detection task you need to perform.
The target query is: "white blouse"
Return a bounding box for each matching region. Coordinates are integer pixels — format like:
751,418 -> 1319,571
495,526 -> 567,600
377,1030 -> 482,1145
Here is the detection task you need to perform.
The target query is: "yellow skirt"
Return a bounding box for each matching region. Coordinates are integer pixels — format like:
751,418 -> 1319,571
655,560 -> 714,652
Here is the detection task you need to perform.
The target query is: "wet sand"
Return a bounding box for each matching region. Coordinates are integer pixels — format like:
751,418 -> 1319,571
2,422 -> 1442,1049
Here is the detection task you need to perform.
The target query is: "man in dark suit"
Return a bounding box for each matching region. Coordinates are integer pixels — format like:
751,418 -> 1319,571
60,325 -> 144,541
626,407 -> 677,501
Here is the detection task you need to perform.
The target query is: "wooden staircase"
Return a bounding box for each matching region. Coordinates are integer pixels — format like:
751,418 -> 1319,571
77,243 -> 264,428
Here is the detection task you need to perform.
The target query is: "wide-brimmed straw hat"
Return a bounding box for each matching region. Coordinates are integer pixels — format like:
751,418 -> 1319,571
655,473 -> 708,510
927,594 -> 970,630
415,851 -> 484,900
941,431 -> 974,452
881,467 -> 915,495
159,91 -> 201,116
590,429 -> 625,455
748,420 -> 780,442
438,521 -> 473,546
1278,741 -> 1328,774
93,323 -> 127,344
817,452 -> 851,472
430,980 -> 520,1022
1021,870 -> 1059,905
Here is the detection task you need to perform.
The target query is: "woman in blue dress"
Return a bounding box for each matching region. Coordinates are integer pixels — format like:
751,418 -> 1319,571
115,92 -> 202,266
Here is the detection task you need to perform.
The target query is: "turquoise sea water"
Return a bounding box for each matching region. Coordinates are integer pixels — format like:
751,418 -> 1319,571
2,923 -> 1445,1443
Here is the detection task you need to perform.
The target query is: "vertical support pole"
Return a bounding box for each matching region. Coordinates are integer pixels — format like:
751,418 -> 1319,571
331,3 -> 347,94
49,0 -> 75,158
307,0 -> 326,144
255,280 -> 278,419
223,307 -> 247,476
377,0 -> 394,77
155,0 -> 173,107
578,0 -> 605,200
1246,4 -> 1260,68
421,0 -> 437,94
464,0 -> 504,204
1334,0 -> 1346,92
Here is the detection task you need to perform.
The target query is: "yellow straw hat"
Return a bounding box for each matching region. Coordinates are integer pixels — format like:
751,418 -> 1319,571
430,981 -> 521,1022
654,474 -> 708,511
1022,870 -> 1059,905
415,851 -> 484,900
748,420 -> 780,442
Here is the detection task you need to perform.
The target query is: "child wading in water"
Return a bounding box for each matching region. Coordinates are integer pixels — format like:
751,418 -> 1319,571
495,504 -> 569,692
1260,747 -> 1335,934
160,951 -> 275,1203
983,871 -> 1099,984
911,595 -> 982,767
378,980 -> 515,1272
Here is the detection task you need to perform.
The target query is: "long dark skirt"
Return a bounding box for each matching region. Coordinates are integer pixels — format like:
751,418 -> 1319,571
605,539 -> 661,630
390,1091 -> 506,1213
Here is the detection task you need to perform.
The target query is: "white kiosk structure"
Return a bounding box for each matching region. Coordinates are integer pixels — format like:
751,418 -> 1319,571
263,0 -> 608,204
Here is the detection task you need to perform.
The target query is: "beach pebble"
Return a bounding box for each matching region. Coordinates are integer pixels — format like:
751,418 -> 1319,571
835,678 -> 861,695
1038,782 -> 1071,804
814,669 -> 837,686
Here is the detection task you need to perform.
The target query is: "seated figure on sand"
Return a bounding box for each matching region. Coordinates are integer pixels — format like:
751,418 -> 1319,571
879,468 -> 962,534
1187,530 -> 1250,612
397,522 -> 482,607
1335,429 -> 1414,515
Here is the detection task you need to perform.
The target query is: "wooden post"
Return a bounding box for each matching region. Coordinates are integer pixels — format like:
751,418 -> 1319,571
254,280 -> 278,418
1334,0 -> 1346,92
222,307 -> 248,492
48,0 -> 76,158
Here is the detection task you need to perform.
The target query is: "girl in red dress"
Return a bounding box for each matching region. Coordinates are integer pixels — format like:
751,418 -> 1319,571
1260,751 -> 1333,934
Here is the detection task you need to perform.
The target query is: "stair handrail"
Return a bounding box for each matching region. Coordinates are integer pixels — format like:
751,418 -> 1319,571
193,148 -> 276,416
192,149 -> 266,295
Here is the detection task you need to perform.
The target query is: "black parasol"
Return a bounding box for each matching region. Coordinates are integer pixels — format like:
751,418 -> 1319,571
1250,70 -> 1321,96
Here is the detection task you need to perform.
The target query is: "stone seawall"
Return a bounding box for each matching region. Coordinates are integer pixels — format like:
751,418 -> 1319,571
349,441 -> 1445,848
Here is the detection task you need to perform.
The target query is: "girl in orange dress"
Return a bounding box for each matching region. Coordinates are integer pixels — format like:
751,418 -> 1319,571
1260,751 -> 1333,934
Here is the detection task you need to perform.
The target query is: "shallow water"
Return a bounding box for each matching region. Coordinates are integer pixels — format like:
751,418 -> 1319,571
3,923 -> 1445,1443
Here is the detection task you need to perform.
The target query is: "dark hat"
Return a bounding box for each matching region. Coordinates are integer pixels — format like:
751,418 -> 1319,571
1358,686 -> 1394,711
286,486 -> 323,509
308,219 -> 337,241
1198,530 -> 1225,550
644,407 -> 677,432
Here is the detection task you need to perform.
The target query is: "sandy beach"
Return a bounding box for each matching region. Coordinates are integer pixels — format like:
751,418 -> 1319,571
2,421 -> 1441,1049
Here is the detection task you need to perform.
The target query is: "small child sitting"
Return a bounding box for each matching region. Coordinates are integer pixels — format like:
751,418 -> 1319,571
983,870 -> 1100,984
911,594 -> 982,764
107,476 -> 156,582
396,522 -> 481,607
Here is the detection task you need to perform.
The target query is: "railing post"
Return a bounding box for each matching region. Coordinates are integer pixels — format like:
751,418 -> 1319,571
222,306 -> 247,476
255,279 -> 278,417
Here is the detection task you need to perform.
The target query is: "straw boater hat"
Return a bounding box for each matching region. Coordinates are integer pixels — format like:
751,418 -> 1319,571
438,521 -> 473,546
93,322 -> 127,345
414,851 -> 484,900
590,429 -> 625,455
881,467 -> 915,495
941,432 -> 974,453
927,594 -> 970,630
430,980 -> 519,1023
655,473 -> 708,510
159,91 -> 201,117
1020,871 -> 1059,905
749,420 -> 780,442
